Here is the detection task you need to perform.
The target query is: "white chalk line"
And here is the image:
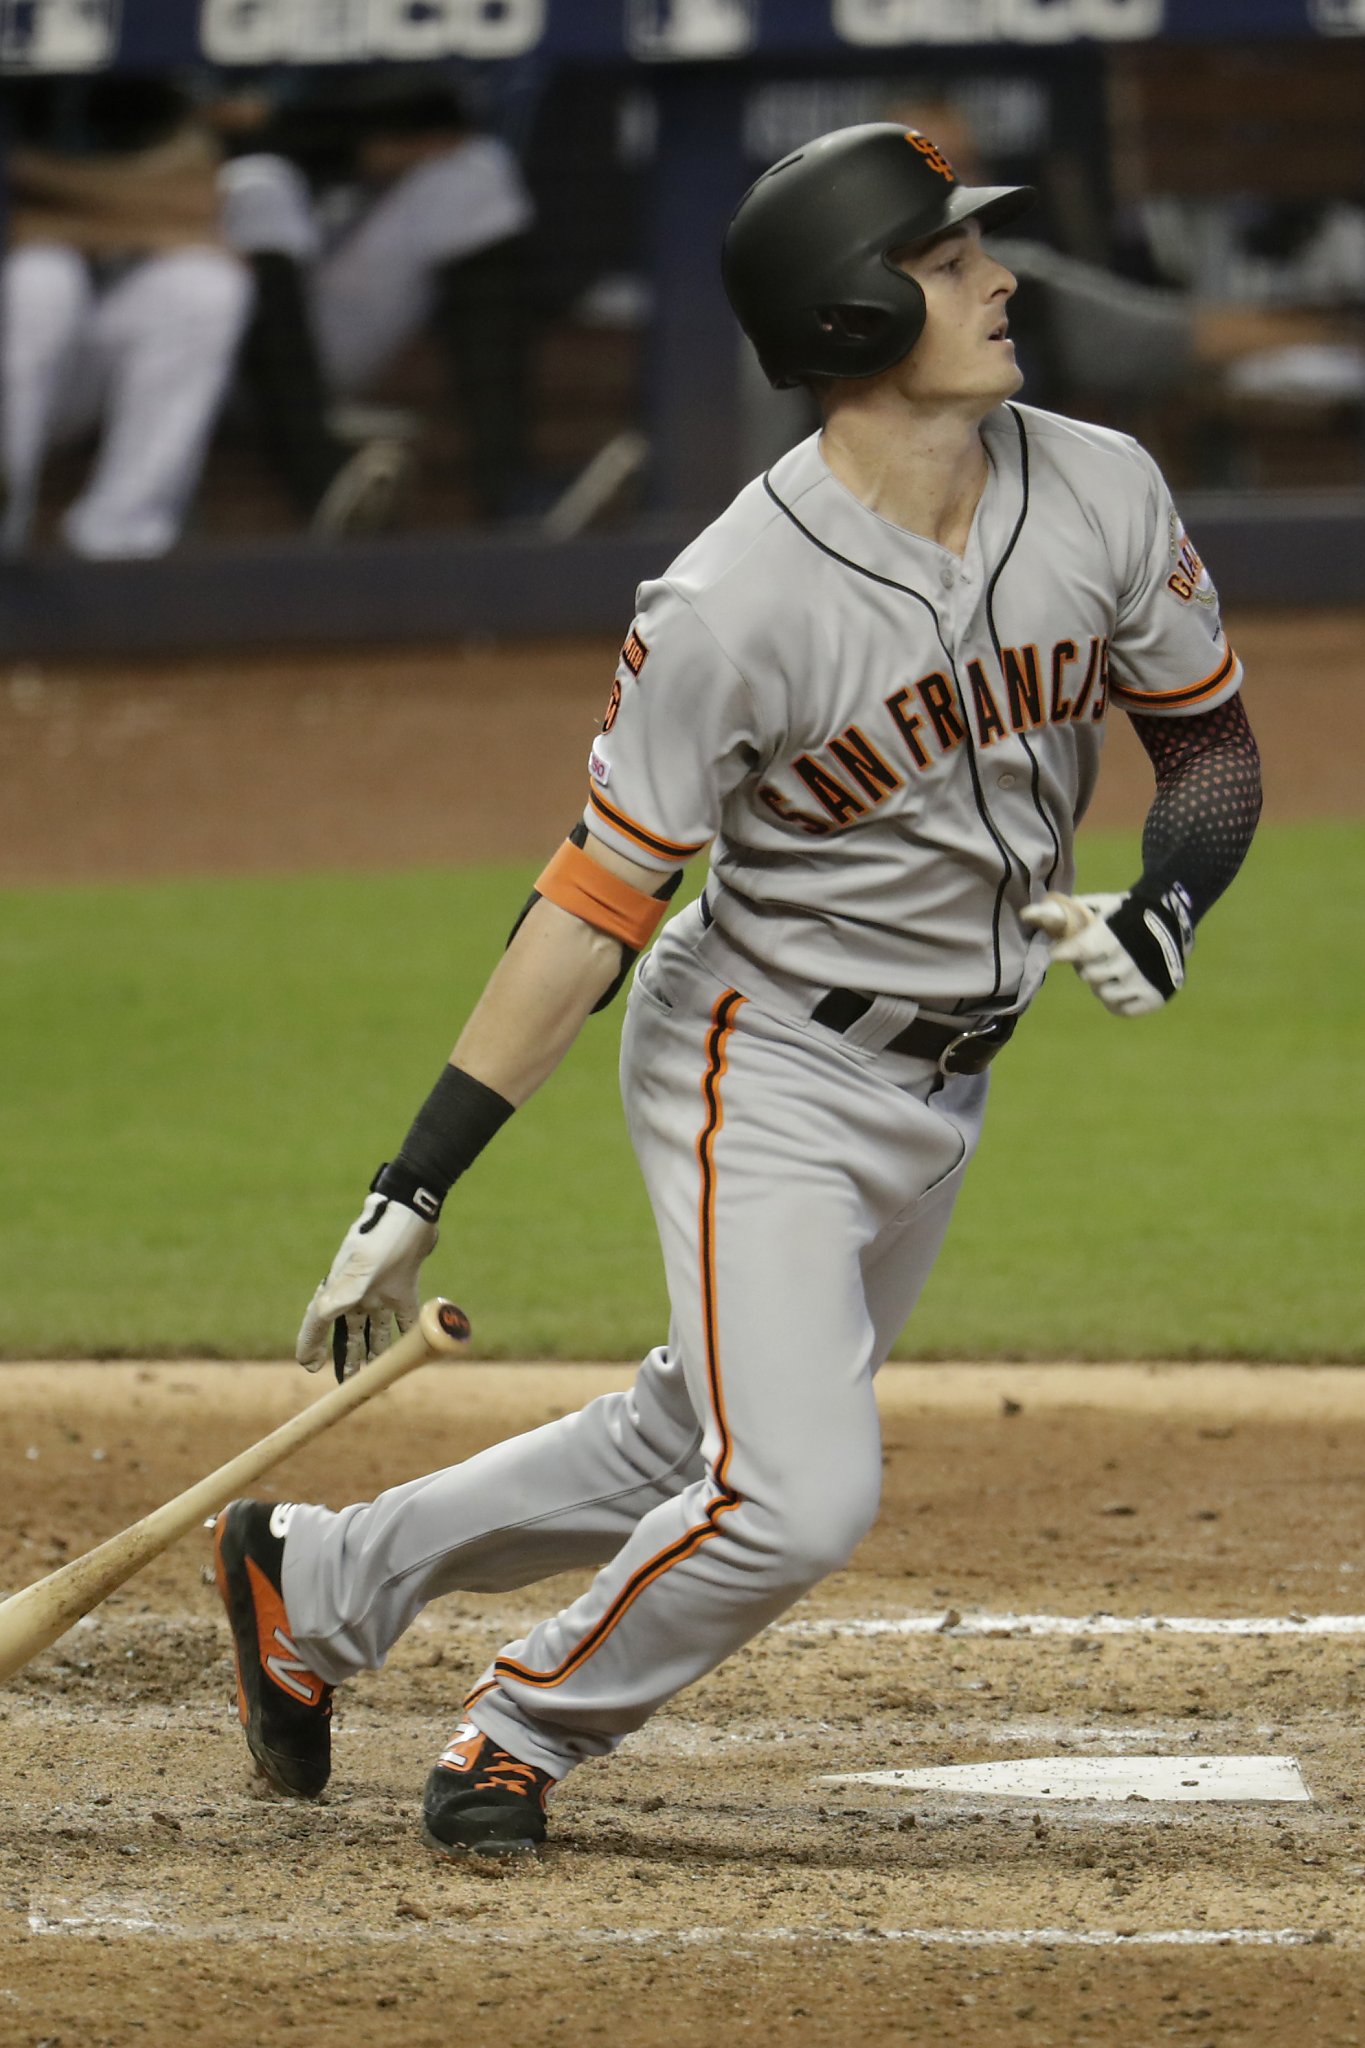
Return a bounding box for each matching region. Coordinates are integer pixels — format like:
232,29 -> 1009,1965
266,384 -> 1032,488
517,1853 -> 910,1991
13,1606 -> 1365,1654
786,1613 -> 1365,1639
13,1597 -> 1365,1646
22,1907 -> 1340,1951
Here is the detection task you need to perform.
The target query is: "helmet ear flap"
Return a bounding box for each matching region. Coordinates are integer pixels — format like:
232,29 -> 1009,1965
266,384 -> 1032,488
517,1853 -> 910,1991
794,267 -> 926,388
762,280 -> 926,390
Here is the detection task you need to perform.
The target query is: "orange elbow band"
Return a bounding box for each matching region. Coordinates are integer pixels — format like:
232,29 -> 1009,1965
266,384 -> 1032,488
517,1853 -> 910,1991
536,840 -> 669,950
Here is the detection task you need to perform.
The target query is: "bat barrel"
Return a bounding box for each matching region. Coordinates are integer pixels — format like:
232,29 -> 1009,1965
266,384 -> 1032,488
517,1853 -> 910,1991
0,1298 -> 469,1684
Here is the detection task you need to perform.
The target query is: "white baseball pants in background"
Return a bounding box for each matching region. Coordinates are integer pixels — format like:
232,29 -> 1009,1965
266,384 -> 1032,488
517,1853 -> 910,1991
218,139 -> 534,396
1,241 -> 252,557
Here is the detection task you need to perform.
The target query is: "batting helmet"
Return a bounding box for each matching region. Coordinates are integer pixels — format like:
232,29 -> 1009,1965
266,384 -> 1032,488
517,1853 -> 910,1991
722,123 -> 1035,389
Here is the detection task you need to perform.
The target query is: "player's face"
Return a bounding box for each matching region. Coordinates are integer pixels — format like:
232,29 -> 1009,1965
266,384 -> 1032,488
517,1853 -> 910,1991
893,220 -> 1022,408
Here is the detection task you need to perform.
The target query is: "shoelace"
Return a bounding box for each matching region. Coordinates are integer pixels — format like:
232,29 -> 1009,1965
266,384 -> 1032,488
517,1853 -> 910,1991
480,1754 -> 545,1798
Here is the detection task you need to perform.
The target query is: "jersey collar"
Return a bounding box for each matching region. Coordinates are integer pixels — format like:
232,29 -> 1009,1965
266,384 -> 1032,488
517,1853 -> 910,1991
762,408 -> 1026,600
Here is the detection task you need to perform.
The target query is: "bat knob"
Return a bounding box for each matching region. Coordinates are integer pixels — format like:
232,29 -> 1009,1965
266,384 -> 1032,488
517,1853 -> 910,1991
1025,892 -> 1094,941
436,1300 -> 472,1344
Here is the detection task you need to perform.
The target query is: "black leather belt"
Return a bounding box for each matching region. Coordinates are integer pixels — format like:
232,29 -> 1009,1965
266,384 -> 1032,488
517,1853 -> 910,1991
811,987 -> 1017,1074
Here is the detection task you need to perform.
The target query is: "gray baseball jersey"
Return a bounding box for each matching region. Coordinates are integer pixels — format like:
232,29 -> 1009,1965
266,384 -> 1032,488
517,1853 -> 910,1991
280,402 -> 1246,1787
584,401 -> 1241,1012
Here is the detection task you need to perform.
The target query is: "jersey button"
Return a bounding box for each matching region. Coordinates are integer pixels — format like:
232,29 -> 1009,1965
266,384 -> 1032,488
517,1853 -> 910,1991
997,771 -> 1017,789
939,565 -> 955,588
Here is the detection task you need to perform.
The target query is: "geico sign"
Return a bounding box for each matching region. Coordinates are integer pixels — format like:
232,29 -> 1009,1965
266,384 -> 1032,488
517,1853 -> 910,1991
833,0 -> 1162,42
201,0 -> 545,62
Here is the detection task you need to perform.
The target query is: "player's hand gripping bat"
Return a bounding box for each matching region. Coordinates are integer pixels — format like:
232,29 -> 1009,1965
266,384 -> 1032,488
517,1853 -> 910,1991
0,1298 -> 470,1685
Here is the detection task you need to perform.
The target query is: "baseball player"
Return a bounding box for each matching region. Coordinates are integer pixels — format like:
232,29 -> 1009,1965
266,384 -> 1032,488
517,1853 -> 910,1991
214,125 -> 1262,1859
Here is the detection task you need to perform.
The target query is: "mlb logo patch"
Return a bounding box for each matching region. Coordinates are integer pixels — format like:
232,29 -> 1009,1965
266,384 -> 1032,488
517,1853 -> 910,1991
621,631 -> 649,677
627,0 -> 757,61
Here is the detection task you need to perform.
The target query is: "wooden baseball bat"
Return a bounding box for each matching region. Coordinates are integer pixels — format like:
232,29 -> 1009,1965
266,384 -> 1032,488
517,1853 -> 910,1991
0,1297 -> 470,1686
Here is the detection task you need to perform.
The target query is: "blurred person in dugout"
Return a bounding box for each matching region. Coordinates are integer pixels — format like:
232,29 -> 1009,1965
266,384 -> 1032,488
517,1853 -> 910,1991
216,71 -> 535,532
885,96 -> 1363,424
1,74 -> 251,559
1115,191 -> 1365,410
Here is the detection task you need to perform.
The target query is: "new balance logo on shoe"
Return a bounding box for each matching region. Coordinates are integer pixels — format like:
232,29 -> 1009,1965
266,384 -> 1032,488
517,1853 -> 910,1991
214,1499 -> 333,1800
244,1555 -> 326,1706
265,1624 -> 326,1705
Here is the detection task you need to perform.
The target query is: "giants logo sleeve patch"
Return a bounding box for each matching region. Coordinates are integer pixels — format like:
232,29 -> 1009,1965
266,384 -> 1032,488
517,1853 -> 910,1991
1165,514 -> 1218,612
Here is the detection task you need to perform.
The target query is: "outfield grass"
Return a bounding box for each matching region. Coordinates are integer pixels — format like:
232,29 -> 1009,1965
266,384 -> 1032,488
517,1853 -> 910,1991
0,821 -> 1360,1360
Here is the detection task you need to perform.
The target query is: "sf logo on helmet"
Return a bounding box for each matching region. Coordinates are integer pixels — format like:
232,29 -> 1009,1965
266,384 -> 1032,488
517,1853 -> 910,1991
905,131 -> 955,183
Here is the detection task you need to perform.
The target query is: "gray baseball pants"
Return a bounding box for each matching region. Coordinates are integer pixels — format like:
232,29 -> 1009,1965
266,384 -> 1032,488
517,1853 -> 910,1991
282,904 -> 989,1779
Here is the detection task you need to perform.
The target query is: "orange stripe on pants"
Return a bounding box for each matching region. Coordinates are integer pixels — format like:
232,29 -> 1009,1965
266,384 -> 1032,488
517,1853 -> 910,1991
493,988 -> 746,1694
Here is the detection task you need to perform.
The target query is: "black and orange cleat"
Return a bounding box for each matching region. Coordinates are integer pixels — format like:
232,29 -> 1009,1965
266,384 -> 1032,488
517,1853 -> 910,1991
422,1722 -> 554,1861
213,1499 -> 333,1799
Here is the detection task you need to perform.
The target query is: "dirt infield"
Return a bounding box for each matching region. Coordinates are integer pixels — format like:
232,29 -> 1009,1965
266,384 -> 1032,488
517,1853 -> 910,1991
0,608 -> 1361,886
4,1360 -> 1365,2047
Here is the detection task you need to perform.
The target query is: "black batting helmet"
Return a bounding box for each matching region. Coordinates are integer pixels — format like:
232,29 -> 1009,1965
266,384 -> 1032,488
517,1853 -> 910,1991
722,123 -> 1035,389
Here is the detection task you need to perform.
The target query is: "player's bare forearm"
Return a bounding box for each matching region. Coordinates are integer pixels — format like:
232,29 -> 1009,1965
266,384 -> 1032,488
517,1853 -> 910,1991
451,897 -> 623,1105
295,833 -> 677,1373
453,833 -> 670,1104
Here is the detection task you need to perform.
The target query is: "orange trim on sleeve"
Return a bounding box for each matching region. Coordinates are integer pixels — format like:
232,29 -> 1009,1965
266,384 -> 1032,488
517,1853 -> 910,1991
536,839 -> 669,950
587,785 -> 708,864
1109,645 -> 1238,713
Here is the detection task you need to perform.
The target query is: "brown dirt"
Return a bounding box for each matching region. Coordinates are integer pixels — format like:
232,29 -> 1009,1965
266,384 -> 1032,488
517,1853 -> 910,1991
4,1361 -> 1365,2046
0,608 -> 1360,887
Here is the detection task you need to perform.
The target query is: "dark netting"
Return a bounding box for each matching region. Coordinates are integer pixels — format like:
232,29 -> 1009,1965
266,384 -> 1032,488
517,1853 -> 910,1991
1129,693 -> 1263,921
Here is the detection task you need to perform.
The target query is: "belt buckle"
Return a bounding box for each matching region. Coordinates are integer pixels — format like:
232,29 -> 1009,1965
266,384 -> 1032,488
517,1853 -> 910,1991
938,1023 -> 996,1076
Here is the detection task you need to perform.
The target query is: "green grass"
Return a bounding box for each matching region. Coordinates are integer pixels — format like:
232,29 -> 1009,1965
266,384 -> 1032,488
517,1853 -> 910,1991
0,822 -> 1360,1360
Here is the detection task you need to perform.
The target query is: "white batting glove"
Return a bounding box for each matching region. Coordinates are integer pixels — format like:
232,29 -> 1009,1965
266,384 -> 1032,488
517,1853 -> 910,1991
295,1191 -> 439,1379
1022,887 -> 1190,1019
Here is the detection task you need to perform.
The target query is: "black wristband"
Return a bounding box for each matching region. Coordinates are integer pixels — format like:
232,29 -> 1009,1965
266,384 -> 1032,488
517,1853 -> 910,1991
374,1065 -> 514,1217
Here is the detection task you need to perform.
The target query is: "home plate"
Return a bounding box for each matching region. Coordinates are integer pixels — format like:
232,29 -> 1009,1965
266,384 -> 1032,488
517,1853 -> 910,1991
821,1755 -> 1311,1803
